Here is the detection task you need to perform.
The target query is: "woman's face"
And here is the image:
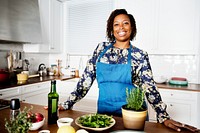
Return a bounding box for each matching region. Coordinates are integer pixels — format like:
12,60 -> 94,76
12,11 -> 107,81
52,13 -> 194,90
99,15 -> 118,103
113,14 -> 132,42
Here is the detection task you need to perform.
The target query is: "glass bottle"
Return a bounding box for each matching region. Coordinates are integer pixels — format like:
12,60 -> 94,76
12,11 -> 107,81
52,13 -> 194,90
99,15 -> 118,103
48,80 -> 59,124
10,98 -> 20,121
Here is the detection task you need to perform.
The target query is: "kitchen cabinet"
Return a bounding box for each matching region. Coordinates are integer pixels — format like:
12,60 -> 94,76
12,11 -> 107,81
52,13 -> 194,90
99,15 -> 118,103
114,0 -> 200,55
57,78 -> 98,113
23,0 -> 63,53
148,88 -> 200,128
0,87 -> 21,100
21,81 -> 50,106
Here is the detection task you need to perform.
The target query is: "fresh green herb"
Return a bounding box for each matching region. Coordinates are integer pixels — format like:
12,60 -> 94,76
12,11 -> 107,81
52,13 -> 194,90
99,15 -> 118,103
5,106 -> 33,133
78,113 -> 113,128
126,87 -> 146,111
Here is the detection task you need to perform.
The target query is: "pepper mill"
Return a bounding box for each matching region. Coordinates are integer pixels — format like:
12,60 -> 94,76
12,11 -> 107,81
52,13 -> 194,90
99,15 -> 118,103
10,98 -> 20,120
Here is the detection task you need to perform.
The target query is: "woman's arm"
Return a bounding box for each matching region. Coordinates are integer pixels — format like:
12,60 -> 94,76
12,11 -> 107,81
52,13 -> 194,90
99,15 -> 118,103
137,52 -> 198,132
136,52 -> 170,123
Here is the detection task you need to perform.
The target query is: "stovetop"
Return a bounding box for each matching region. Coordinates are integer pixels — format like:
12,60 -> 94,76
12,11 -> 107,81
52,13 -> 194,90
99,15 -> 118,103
0,99 -> 10,110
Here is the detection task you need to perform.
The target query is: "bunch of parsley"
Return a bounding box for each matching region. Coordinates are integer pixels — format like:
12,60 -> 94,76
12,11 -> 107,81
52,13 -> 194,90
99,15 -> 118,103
5,106 -> 33,133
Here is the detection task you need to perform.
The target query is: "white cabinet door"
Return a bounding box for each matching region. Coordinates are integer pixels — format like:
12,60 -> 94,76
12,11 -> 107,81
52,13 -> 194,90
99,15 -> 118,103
159,89 -> 200,128
114,0 -> 200,55
114,0 -> 157,54
38,0 -> 51,53
57,78 -> 98,113
21,81 -> 50,106
56,79 -> 78,103
0,87 -> 21,100
24,0 -> 62,53
49,0 -> 63,53
156,0 -> 199,54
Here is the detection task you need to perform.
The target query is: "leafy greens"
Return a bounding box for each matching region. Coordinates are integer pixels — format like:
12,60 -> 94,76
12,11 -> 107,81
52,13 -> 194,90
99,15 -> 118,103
78,113 -> 113,128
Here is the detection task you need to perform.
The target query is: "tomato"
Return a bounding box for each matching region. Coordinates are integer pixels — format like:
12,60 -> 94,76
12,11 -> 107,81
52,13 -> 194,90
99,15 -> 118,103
35,113 -> 44,122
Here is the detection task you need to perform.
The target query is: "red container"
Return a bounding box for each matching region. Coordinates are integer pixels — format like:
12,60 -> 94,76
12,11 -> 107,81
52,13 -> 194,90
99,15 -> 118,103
171,77 -> 187,81
0,69 -> 10,82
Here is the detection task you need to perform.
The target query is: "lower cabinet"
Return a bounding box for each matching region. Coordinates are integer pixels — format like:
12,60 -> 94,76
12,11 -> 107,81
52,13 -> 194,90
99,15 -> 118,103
0,87 -> 21,100
57,78 -> 98,113
148,88 -> 200,128
21,81 -> 50,106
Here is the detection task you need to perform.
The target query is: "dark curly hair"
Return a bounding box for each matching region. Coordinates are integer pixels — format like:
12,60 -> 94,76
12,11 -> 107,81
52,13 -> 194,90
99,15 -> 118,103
106,9 -> 137,42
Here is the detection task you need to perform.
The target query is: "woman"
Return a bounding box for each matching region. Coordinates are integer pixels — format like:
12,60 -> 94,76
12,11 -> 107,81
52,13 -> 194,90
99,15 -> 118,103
60,9 -> 198,132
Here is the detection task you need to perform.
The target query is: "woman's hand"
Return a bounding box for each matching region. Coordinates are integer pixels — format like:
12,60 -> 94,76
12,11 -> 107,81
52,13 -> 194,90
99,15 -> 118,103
43,105 -> 65,111
163,119 -> 199,132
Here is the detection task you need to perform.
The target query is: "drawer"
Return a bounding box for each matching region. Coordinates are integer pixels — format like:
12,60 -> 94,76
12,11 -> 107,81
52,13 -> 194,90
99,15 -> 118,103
22,81 -> 50,94
159,88 -> 197,101
0,87 -> 21,99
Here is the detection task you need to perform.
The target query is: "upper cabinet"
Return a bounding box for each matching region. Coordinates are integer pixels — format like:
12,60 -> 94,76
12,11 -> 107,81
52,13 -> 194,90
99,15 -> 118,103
24,0 -> 63,53
115,0 -> 200,55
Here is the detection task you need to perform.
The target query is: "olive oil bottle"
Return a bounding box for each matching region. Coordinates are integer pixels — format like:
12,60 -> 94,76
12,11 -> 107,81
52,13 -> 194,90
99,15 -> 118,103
48,80 -> 59,124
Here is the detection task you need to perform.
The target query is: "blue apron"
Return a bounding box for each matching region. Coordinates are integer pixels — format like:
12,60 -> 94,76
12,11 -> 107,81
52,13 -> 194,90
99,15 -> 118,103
96,43 -> 136,116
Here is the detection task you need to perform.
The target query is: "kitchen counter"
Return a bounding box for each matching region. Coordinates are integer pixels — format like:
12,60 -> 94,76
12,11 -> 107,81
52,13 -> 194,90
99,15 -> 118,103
1,75 -> 200,92
0,103 -> 197,133
157,83 -> 200,92
0,75 -> 76,90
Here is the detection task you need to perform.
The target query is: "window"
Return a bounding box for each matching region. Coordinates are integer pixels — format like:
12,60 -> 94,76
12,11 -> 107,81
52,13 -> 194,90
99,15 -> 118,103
64,0 -> 114,55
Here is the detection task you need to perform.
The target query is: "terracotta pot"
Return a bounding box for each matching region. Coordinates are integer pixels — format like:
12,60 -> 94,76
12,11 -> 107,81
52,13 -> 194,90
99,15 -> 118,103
122,106 -> 147,130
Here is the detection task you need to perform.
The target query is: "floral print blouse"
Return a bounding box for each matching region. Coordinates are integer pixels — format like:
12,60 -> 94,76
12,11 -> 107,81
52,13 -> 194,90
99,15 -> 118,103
61,42 -> 170,123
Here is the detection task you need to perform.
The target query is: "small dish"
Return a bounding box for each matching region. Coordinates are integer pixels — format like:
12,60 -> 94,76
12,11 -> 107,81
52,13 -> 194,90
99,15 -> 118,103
154,76 -> 167,84
29,118 -> 45,131
38,130 -> 50,133
57,117 -> 73,127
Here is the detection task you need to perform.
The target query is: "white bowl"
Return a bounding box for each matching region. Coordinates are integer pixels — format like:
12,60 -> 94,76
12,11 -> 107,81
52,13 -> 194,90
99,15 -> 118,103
29,118 -> 45,131
154,76 -> 167,84
57,117 -> 73,127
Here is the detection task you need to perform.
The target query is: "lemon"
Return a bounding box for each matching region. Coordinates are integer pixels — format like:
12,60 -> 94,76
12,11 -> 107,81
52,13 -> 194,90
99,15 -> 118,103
57,125 -> 76,133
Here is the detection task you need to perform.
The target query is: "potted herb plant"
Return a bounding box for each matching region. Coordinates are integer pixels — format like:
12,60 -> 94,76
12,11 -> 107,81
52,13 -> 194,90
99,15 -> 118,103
121,87 -> 147,130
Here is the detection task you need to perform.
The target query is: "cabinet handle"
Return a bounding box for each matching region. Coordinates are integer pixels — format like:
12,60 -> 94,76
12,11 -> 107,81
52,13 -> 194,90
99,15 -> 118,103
0,94 -> 2,96
170,104 -> 173,106
170,93 -> 173,96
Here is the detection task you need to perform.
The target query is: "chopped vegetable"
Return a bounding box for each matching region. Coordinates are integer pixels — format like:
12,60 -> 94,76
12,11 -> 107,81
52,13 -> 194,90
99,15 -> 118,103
78,113 -> 113,128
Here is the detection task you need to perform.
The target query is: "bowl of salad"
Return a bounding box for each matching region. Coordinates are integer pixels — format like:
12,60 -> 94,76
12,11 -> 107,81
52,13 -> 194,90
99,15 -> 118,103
75,113 -> 115,131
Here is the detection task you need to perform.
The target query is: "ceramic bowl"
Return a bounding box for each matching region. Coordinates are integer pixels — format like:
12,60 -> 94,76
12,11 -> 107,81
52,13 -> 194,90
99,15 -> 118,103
154,76 -> 167,84
29,118 -> 45,131
57,117 -> 73,128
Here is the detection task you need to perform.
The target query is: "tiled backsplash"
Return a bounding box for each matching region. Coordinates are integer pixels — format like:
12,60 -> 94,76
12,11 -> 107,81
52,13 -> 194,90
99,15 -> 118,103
24,53 -> 49,74
1,43 -> 199,83
69,54 -> 199,83
149,55 -> 198,83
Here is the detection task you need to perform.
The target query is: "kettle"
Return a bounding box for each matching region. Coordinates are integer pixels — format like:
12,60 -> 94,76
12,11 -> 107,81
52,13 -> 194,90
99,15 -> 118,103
38,64 -> 47,76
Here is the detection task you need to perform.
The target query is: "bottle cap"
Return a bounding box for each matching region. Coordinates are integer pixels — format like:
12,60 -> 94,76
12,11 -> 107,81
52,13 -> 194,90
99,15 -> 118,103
51,80 -> 56,84
10,98 -> 20,110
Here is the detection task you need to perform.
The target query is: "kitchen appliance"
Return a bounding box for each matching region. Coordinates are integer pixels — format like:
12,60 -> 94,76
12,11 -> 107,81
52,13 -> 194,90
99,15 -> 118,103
22,59 -> 30,71
38,64 -> 47,77
0,0 -> 42,43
